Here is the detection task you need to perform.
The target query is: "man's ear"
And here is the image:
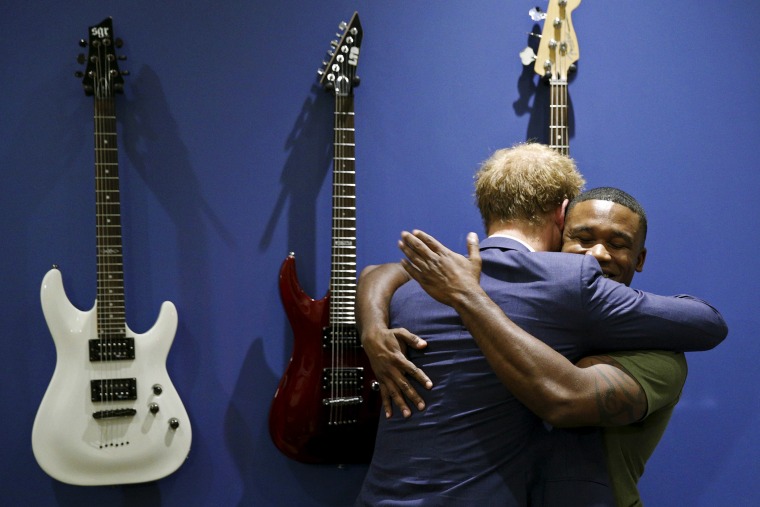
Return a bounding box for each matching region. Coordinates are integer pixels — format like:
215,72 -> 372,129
635,247 -> 647,272
555,199 -> 569,231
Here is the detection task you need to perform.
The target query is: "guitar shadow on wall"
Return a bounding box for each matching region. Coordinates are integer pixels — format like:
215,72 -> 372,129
259,83 -> 333,265
513,24 -> 578,145
111,64 -> 225,496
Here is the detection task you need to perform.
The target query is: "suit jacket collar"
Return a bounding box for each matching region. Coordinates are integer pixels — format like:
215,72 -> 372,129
480,235 -> 532,253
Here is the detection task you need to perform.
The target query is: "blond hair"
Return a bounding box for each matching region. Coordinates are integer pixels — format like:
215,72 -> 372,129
474,143 -> 585,227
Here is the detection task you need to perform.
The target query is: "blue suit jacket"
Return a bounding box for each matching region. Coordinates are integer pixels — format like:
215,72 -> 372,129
356,237 -> 726,507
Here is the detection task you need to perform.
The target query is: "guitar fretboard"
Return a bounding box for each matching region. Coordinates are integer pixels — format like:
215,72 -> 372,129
330,94 -> 357,325
94,97 -> 126,339
549,80 -> 569,155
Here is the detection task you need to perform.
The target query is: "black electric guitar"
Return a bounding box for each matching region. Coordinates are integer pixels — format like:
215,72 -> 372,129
522,0 -> 581,154
32,18 -> 191,485
269,12 -> 381,464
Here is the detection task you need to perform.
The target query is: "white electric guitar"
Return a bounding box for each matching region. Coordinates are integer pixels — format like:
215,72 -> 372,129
32,17 -> 191,486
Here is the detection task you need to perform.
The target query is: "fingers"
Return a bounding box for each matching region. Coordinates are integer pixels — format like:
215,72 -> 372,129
407,363 -> 433,390
466,232 -> 480,256
392,327 -> 428,350
398,230 -> 441,281
411,229 -> 444,253
381,372 -> 428,419
466,232 -> 483,275
380,382 -> 411,419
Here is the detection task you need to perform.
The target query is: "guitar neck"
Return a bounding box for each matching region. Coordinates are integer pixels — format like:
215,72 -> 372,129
549,79 -> 569,155
93,96 -> 126,334
329,94 -> 357,324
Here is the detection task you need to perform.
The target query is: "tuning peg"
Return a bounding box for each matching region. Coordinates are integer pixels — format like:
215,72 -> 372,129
529,7 -> 546,21
338,21 -> 348,30
115,38 -> 123,48
519,46 -> 537,66
77,53 -> 86,64
74,71 -> 84,78
352,75 -> 361,88
79,38 -> 87,47
120,70 -> 130,76
118,55 -> 127,61
330,40 -> 339,48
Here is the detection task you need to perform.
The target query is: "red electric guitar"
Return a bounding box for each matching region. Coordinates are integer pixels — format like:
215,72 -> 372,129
269,12 -> 381,464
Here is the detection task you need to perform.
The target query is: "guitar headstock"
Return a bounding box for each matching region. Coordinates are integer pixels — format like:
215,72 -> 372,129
318,12 -> 362,96
534,0 -> 580,82
78,17 -> 126,98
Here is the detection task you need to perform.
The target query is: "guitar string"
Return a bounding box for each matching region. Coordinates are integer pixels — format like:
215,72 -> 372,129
100,37 -> 114,445
332,88 -> 338,425
333,84 -> 341,424
96,36 -> 120,445
95,37 -> 107,445
336,83 -> 348,424
549,18 -> 570,156
334,74 -> 357,425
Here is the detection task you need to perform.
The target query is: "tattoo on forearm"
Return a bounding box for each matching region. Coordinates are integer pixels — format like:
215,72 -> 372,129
587,356 -> 647,425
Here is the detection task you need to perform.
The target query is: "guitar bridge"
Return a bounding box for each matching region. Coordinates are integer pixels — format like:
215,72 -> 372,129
92,408 -> 137,420
90,378 -> 137,402
322,396 -> 362,407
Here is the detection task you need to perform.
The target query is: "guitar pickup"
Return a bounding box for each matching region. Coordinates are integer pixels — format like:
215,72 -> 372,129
322,325 -> 360,347
89,337 -> 135,361
322,367 -> 363,391
90,378 -> 137,402
92,408 -> 137,420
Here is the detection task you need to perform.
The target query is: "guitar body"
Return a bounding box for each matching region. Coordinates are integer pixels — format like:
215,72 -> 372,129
32,268 -> 191,485
269,255 -> 379,464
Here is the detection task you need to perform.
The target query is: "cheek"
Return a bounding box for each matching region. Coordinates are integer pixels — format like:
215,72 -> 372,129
561,242 -> 584,254
614,254 -> 636,271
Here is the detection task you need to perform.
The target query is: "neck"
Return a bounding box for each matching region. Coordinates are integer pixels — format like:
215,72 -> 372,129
487,220 -> 559,252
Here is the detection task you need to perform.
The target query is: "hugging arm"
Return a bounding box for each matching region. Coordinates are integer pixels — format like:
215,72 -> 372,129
398,230 -> 647,427
357,263 -> 432,418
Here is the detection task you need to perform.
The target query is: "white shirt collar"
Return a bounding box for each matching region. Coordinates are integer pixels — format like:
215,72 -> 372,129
487,233 -> 536,252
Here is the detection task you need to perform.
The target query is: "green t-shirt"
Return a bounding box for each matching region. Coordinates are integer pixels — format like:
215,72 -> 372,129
603,350 -> 688,507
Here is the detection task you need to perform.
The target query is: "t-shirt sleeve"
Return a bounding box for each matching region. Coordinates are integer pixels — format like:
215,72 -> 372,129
607,350 -> 688,417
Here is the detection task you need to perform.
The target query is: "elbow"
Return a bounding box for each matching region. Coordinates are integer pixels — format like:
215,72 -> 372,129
358,264 -> 380,281
712,318 -> 729,348
538,400 -> 585,428
676,295 -> 729,351
527,384 -> 586,428
692,315 -> 728,351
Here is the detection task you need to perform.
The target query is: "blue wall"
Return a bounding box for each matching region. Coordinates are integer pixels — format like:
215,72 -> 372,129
2,1 -> 757,505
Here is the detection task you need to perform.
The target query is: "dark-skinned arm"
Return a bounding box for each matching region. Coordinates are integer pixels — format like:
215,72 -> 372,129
357,263 -> 432,418
398,230 -> 646,427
